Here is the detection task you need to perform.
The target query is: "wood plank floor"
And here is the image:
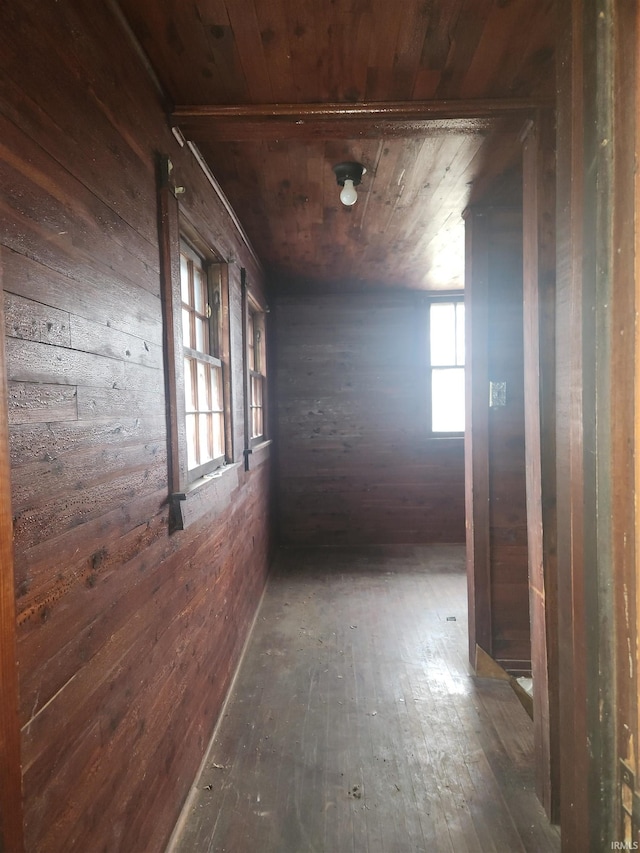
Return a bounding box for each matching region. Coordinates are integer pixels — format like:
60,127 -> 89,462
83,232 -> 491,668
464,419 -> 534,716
168,545 -> 560,853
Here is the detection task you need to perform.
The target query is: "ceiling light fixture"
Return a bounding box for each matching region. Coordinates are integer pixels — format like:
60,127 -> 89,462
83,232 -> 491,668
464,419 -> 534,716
333,161 -> 366,207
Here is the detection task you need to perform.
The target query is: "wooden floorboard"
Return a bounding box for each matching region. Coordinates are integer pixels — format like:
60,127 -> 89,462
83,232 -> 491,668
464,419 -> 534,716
169,545 -> 560,853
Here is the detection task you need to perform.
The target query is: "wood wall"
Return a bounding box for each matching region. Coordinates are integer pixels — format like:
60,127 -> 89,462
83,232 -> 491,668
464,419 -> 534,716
556,0 -> 637,848
0,2 -> 273,851
274,292 -> 465,547
465,207 -> 530,674
616,0 -> 640,845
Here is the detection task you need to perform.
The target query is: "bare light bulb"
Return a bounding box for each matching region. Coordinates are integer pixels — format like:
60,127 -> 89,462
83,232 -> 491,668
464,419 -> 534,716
340,179 -> 358,206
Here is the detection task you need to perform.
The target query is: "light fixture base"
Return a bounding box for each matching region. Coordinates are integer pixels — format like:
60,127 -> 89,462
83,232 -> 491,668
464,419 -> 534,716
333,161 -> 366,187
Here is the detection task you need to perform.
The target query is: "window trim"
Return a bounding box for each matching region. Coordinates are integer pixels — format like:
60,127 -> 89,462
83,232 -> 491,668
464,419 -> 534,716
158,157 -> 234,517
241,269 -> 268,468
248,308 -> 266,446
425,293 -> 466,438
179,237 -> 228,481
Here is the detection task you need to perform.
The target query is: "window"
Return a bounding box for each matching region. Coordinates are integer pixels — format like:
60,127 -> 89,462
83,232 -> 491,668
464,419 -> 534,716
428,298 -> 465,434
241,270 -> 268,460
247,308 -> 266,442
158,156 -> 236,531
179,240 -> 226,479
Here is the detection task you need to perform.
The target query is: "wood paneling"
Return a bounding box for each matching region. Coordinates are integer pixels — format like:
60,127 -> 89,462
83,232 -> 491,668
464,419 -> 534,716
555,2 -> 588,843
193,129 -> 523,293
0,2 -> 272,850
465,207 -> 530,674
111,0 -> 553,295
622,0 -> 640,844
556,0 -> 638,848
0,259 -> 25,853
464,209 -> 491,661
118,0 -> 555,106
274,293 -> 465,546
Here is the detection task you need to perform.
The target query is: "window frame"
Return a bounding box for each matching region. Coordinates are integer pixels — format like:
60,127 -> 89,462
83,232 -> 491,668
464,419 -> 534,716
179,238 -> 227,482
425,293 -> 466,438
241,270 -> 268,466
247,307 -> 266,445
158,159 -> 233,504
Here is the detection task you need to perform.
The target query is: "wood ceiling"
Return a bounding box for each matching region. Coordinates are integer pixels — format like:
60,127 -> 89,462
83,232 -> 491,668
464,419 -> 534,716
117,0 -> 555,291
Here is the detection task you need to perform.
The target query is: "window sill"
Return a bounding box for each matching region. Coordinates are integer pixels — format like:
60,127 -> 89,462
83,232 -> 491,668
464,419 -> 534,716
170,461 -> 242,531
245,438 -> 272,469
427,433 -> 465,441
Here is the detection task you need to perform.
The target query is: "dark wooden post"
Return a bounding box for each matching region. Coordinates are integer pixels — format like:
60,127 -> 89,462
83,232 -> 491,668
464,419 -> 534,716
464,208 -> 492,666
465,206 -> 530,675
522,110 -> 560,823
556,0 -> 620,846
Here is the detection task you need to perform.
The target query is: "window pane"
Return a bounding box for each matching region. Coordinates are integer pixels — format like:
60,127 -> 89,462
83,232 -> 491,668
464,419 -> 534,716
251,374 -> 262,407
180,255 -> 190,304
252,406 -> 263,439
182,308 -> 191,348
252,409 -> 258,437
193,266 -> 205,313
195,317 -> 208,353
199,413 -> 212,463
184,358 -> 195,411
432,367 -> 465,433
430,303 -> 456,366
456,303 -> 465,366
197,361 -> 209,409
254,328 -> 262,372
213,413 -> 224,459
211,366 -> 223,411
210,285 -> 221,358
251,373 -> 263,439
248,314 -> 256,371
186,413 -> 197,469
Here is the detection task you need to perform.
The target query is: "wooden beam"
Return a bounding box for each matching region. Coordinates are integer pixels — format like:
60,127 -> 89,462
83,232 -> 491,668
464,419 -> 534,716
0,269 -> 25,852
174,98 -> 552,120
172,99 -> 551,142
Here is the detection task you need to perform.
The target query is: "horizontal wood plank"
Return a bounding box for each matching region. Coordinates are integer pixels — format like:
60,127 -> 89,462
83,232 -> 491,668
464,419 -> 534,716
8,381 -> 78,425
275,292 -> 465,546
2,4 -> 275,852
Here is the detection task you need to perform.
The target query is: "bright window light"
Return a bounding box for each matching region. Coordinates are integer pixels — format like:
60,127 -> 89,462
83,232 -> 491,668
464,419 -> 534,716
430,301 -> 465,433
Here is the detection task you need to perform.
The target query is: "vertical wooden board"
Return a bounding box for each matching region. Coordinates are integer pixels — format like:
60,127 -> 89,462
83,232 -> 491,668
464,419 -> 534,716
522,111 -> 560,822
250,0 -> 296,102
487,209 -> 530,670
555,0 -> 589,847
632,1 -> 640,846
223,0 -> 274,102
0,266 -> 25,851
464,208 -> 492,663
465,205 -> 530,674
157,177 -> 185,494
606,0 -> 640,847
